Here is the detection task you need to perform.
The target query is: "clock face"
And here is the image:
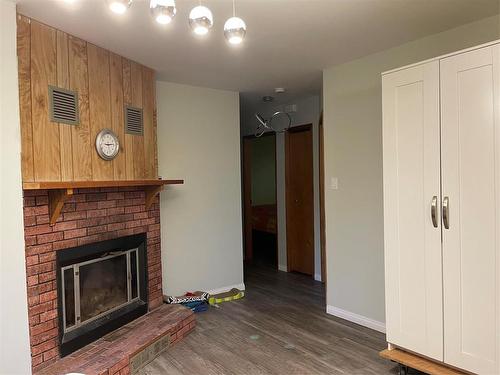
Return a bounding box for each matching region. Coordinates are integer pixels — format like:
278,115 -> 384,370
96,129 -> 119,160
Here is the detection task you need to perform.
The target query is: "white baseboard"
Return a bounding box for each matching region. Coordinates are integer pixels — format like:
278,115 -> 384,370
278,264 -> 287,272
326,305 -> 386,333
314,273 -> 322,282
206,283 -> 246,295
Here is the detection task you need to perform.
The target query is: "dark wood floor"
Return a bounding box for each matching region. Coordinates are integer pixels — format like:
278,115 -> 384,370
139,263 -> 400,375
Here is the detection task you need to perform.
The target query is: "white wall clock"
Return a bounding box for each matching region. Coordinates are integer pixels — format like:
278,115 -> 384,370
95,129 -> 120,161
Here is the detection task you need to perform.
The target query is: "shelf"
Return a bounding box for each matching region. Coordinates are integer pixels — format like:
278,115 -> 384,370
23,179 -> 184,190
23,179 -> 184,225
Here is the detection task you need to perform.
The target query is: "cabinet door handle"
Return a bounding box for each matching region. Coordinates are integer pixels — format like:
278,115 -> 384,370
443,196 -> 450,229
431,196 -> 438,228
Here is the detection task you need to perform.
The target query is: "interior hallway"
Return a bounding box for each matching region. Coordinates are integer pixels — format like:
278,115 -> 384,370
140,263 -> 399,375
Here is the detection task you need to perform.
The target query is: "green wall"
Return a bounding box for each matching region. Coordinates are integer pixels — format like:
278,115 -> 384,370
251,135 -> 276,206
323,14 -> 500,324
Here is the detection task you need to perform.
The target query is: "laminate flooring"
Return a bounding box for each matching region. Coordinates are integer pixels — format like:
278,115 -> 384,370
139,263 -> 405,375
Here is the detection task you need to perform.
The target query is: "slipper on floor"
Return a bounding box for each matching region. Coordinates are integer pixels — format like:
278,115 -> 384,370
208,288 -> 245,305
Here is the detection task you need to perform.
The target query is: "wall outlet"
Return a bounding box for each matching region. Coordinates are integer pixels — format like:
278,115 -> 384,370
330,177 -> 338,190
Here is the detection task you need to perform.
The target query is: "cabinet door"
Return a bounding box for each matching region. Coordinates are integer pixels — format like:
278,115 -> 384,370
382,61 -> 443,360
441,45 -> 500,374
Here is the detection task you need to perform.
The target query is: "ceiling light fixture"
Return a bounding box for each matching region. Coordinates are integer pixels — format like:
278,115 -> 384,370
104,0 -> 244,44
224,0 -> 246,45
150,0 -> 176,25
107,0 -> 132,14
189,3 -> 213,36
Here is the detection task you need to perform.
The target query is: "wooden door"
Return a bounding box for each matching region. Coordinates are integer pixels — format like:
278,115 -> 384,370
286,125 -> 314,275
243,137 -> 253,261
441,45 -> 500,374
382,61 -> 443,361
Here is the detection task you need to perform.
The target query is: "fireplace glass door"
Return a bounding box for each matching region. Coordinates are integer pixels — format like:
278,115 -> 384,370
61,248 -> 140,333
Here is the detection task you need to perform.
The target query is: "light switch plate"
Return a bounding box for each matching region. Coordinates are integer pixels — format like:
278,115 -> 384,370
330,177 -> 338,190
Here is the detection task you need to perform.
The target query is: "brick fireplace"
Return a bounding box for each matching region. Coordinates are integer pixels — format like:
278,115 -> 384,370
23,187 -> 163,372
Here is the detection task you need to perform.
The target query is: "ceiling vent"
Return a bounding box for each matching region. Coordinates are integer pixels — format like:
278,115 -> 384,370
49,86 -> 79,125
125,105 -> 144,136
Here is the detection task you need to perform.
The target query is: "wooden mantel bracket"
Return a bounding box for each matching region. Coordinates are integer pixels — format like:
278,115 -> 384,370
48,188 -> 74,226
145,185 -> 164,210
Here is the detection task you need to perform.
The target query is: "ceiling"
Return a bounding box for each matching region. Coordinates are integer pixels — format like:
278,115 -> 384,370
17,0 -> 500,105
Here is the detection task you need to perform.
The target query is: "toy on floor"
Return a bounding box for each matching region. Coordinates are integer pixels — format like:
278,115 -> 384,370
164,291 -> 210,313
183,300 -> 209,313
164,292 -> 209,305
208,288 -> 245,306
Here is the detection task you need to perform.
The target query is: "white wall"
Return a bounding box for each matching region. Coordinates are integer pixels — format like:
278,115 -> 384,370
241,95 -> 322,279
323,15 -> 500,329
157,81 -> 244,297
0,1 -> 33,373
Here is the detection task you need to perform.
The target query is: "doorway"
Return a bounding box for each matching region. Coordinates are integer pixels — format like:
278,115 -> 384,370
242,133 -> 278,267
285,124 -> 315,275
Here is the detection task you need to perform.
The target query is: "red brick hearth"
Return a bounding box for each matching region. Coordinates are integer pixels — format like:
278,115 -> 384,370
37,304 -> 195,375
23,187 -> 165,372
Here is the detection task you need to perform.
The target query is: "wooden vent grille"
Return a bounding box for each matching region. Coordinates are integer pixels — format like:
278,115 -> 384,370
49,86 -> 79,125
125,105 -> 144,135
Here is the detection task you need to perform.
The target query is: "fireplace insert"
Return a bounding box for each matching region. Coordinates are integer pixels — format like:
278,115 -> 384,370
56,233 -> 148,356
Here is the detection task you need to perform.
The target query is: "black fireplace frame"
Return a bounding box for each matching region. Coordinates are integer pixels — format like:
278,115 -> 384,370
56,233 -> 148,357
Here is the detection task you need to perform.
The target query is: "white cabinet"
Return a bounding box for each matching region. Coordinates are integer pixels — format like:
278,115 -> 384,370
383,44 -> 500,375
382,61 -> 443,361
441,45 -> 500,375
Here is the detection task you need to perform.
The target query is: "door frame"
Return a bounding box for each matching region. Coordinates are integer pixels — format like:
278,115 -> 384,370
319,112 -> 326,284
241,132 -> 278,264
285,123 -> 314,274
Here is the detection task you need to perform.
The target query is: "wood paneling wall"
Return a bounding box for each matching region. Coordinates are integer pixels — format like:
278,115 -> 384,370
17,15 -> 158,182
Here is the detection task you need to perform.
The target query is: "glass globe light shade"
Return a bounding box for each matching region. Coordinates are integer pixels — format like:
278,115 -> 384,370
224,16 -> 246,44
150,0 -> 176,25
107,0 -> 132,14
189,5 -> 213,36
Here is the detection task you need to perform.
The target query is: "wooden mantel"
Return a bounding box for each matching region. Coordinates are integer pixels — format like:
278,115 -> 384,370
22,179 -> 184,190
23,179 -> 184,225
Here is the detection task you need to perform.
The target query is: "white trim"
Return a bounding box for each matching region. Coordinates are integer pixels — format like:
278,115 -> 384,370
278,264 -> 287,272
326,305 -> 386,333
206,283 -> 246,295
382,38 -> 500,75
314,273 -> 322,282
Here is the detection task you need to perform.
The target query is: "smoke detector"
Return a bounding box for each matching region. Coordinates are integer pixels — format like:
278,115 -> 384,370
262,95 -> 274,102
275,88 -> 286,94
